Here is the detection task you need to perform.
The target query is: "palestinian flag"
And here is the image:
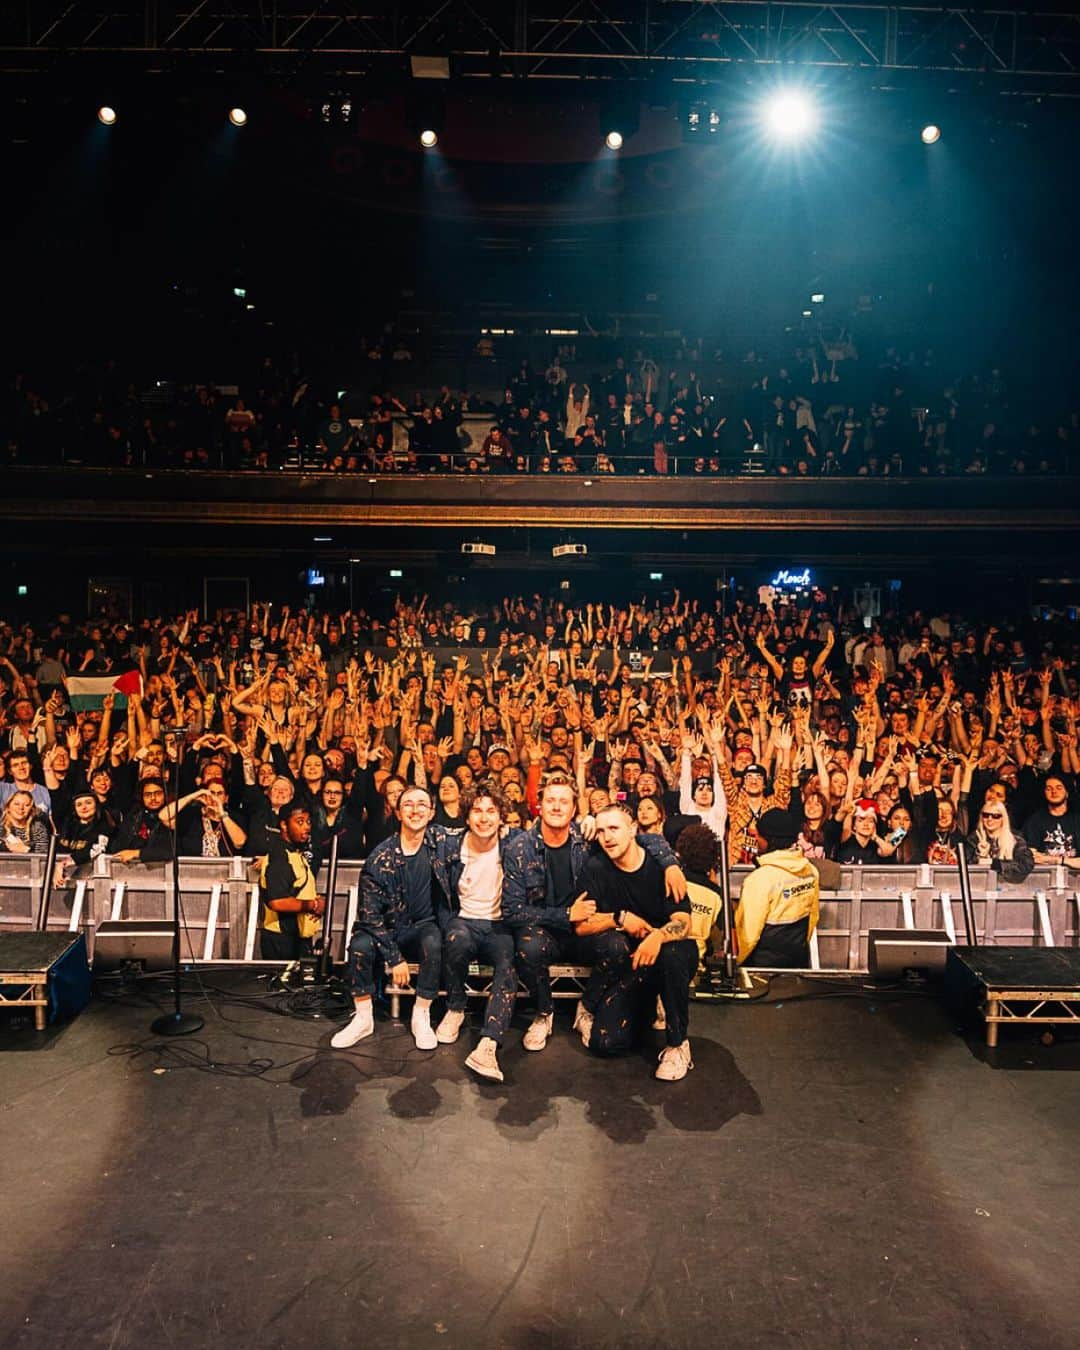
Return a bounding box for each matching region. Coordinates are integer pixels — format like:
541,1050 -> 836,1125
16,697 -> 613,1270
65,670 -> 143,711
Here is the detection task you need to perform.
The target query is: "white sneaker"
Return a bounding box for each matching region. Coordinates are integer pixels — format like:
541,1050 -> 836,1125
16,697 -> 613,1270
330,1001 -> 375,1048
411,1003 -> 437,1051
523,1012 -> 554,1052
435,1009 -> 466,1044
572,1001 -> 594,1048
465,1036 -> 504,1083
655,1039 -> 694,1082
652,995 -> 667,1031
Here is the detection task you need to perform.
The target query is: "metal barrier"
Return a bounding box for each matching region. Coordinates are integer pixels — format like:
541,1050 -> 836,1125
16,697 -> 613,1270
1,856 -> 1076,971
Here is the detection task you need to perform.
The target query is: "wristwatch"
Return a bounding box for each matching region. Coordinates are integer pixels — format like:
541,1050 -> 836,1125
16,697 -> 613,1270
614,910 -> 625,930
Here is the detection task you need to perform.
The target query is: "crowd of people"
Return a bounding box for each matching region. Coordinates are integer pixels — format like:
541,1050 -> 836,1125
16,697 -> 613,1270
3,583 -> 1078,1075
2,585 -> 1076,878
7,326 -> 1078,477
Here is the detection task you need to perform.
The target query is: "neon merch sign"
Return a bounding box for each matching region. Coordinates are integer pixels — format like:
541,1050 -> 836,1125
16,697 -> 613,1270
770,568 -> 812,589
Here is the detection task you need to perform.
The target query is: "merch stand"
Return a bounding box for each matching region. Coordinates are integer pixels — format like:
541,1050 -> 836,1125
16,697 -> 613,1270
0,932 -> 91,1031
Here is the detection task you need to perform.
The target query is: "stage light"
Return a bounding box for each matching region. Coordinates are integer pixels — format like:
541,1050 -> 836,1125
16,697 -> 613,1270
684,103 -> 722,143
921,124 -> 941,145
97,106 -> 117,126
228,107 -> 248,127
762,91 -> 818,141
419,128 -> 438,148
605,130 -> 623,151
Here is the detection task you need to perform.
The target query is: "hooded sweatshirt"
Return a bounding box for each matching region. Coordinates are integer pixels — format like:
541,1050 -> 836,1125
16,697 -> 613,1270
735,847 -> 820,963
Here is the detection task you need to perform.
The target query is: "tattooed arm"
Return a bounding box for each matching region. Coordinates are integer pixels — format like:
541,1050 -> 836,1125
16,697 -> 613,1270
630,906 -> 691,969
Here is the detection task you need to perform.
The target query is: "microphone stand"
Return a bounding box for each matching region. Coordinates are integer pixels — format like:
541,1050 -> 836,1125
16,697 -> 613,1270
35,831 -> 59,932
705,837 -> 754,998
957,841 -> 980,948
316,830 -> 340,982
151,727 -> 204,1037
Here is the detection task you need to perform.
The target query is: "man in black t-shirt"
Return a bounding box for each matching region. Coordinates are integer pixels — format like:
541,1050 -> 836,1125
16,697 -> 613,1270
574,805 -> 698,1080
835,800 -> 895,866
504,775 -> 686,1054
1024,775 -> 1080,866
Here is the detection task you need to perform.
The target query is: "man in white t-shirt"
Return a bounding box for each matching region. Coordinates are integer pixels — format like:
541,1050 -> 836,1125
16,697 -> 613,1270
435,785 -> 517,1083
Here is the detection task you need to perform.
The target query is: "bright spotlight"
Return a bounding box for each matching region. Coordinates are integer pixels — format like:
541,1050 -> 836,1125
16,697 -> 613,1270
921,124 -> 941,145
97,106 -> 117,126
419,128 -> 438,149
762,91 -> 818,141
605,130 -> 624,151
228,107 -> 248,127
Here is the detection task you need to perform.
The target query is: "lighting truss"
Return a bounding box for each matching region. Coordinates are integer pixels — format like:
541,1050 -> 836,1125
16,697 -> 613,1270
4,3 -> 1080,96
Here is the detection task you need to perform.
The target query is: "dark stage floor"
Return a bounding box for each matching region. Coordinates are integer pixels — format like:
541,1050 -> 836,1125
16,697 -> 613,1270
3,972 -> 1079,1350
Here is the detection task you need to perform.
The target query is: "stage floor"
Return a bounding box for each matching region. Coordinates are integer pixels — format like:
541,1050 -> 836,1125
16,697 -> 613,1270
2,972 -> 1079,1350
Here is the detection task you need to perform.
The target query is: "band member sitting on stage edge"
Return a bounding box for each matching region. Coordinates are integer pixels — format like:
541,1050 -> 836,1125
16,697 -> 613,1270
573,803 -> 698,1081
735,808 -> 819,968
504,772 -> 687,1054
258,802 -> 326,962
436,784 -> 519,1084
332,784 -> 443,1052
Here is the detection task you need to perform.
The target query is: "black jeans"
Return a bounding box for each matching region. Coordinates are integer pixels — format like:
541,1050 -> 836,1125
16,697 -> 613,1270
515,923 -> 577,1016
442,917 -> 516,1045
348,921 -> 442,1000
577,931 -> 698,1053
259,928 -> 313,962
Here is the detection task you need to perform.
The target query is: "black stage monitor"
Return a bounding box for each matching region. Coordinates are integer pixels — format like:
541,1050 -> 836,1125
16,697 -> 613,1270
868,928 -> 951,980
93,920 -> 179,972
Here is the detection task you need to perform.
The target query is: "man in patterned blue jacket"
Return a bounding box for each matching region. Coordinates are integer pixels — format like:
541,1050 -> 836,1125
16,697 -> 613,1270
331,780 -> 525,1061
332,783 -> 447,1051
503,772 -> 687,1053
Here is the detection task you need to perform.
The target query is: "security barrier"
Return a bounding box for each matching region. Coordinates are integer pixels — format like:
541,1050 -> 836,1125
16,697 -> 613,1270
0,856 -> 1077,971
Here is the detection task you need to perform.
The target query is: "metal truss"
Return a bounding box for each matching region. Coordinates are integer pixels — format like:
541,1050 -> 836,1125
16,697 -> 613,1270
5,2 -> 1080,91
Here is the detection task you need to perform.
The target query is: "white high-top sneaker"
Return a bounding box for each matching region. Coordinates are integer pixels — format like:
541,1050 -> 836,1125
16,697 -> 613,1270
435,1009 -> 466,1044
465,1036 -> 504,1083
330,1000 -> 375,1048
523,1012 -> 554,1052
411,1002 -> 437,1050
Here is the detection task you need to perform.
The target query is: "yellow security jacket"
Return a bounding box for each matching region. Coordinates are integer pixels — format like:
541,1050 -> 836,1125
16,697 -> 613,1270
735,848 -> 819,964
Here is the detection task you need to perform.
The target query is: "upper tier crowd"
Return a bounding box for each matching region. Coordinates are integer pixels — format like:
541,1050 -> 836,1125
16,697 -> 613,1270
1,587 -> 1077,880
6,326 -> 1078,477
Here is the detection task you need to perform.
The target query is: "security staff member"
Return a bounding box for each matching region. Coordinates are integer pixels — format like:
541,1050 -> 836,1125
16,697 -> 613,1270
735,808 -> 819,968
258,802 -> 325,961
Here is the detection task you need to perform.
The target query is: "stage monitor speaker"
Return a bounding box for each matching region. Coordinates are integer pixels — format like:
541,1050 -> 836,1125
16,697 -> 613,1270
869,928 -> 951,980
93,920 -> 185,972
